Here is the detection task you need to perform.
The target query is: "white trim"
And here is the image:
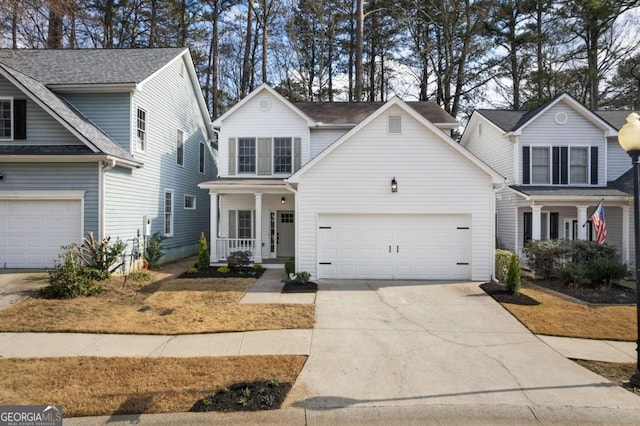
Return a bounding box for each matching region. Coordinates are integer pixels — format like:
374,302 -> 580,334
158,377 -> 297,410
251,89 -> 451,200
0,190 -> 85,200
176,129 -> 185,167
48,83 -> 137,93
184,194 -> 196,210
135,107 -> 147,153
272,136 -> 294,175
164,189 -> 174,237
0,97 -> 14,141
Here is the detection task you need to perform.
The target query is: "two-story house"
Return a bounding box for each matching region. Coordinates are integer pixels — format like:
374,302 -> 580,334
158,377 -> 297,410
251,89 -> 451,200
199,84 -> 504,281
461,93 -> 635,265
0,48 -> 216,269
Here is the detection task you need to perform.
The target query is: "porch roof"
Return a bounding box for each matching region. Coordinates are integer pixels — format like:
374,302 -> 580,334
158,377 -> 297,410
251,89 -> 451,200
509,185 -> 630,201
198,178 -> 291,193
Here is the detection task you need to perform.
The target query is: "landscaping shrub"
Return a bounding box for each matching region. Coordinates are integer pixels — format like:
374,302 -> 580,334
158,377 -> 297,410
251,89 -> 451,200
197,232 -> 210,269
295,271 -> 310,284
252,263 -> 264,271
495,249 -> 513,283
505,254 -> 521,295
217,266 -> 230,273
556,262 -> 591,287
586,256 -> 628,287
43,244 -> 104,299
145,232 -> 166,268
285,258 -> 295,276
522,240 -> 568,279
127,271 -> 152,282
79,232 -> 126,280
227,251 -> 251,269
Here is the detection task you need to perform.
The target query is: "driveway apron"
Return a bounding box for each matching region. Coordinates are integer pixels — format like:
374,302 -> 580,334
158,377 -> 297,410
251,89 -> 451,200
284,280 -> 640,412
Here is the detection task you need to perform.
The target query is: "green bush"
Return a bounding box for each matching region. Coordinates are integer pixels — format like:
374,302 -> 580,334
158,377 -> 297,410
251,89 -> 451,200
505,254 -> 521,295
252,263 -> 264,271
522,240 -> 568,279
187,266 -> 198,274
127,271 -> 152,282
285,258 -> 295,276
217,266 -> 230,273
43,244 -> 104,299
227,251 -> 251,269
79,232 -> 125,280
145,232 -> 166,268
197,232 -> 210,269
586,256 -> 628,287
495,249 -> 513,283
295,271 -> 310,284
556,262 -> 591,287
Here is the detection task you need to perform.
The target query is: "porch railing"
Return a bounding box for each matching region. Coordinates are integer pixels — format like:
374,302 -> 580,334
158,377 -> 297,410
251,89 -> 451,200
215,238 -> 255,261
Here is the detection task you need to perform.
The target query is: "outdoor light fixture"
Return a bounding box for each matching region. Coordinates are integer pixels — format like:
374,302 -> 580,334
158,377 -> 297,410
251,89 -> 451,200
0,173 -> 4,181
617,112 -> 640,387
281,196 -> 286,204
391,177 -> 398,193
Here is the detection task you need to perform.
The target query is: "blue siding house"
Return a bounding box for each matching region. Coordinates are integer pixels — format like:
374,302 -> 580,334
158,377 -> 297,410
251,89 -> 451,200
0,48 -> 216,269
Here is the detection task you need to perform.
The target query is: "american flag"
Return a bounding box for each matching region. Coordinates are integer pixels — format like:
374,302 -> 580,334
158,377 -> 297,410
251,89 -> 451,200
591,201 -> 607,245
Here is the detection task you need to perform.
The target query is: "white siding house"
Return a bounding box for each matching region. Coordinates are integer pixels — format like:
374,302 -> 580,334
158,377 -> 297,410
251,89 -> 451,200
201,85 -> 503,281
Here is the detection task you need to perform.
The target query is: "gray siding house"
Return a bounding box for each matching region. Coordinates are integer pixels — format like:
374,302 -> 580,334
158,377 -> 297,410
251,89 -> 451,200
0,48 -> 216,269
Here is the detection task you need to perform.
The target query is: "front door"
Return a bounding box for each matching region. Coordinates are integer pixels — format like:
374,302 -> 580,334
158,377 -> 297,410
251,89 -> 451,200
277,211 -> 295,258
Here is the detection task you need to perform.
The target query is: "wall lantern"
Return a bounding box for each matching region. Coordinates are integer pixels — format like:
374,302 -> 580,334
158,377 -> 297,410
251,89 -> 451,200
391,177 -> 398,193
0,172 -> 4,181
281,196 -> 286,204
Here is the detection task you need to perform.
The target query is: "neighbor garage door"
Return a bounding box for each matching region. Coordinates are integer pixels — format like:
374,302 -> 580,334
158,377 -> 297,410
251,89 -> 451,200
318,214 -> 471,279
0,199 -> 82,268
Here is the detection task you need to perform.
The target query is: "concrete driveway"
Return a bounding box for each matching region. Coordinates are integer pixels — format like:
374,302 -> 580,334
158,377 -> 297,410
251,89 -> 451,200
0,270 -> 48,310
284,280 -> 640,421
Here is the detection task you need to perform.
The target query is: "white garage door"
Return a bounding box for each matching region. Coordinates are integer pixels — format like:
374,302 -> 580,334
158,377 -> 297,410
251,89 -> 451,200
0,200 -> 82,268
318,214 -> 472,279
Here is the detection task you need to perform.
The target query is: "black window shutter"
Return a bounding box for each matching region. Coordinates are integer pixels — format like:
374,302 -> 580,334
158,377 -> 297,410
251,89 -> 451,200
550,213 -> 559,239
522,146 -> 530,184
590,147 -> 598,185
552,147 -> 560,184
524,212 -> 532,244
13,99 -> 26,140
560,147 -> 568,185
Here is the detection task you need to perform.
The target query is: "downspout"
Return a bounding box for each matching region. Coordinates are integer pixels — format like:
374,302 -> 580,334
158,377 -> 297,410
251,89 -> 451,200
99,158 -> 117,240
490,180 -> 506,283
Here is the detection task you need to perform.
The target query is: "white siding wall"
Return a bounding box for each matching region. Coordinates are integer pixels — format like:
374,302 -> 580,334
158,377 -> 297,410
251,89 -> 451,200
309,128 -> 348,158
607,138 -> 630,181
104,55 -> 214,263
217,92 -> 310,176
518,103 -> 607,186
0,76 -> 83,146
463,115 -> 514,182
496,189 -> 517,251
295,105 -> 495,280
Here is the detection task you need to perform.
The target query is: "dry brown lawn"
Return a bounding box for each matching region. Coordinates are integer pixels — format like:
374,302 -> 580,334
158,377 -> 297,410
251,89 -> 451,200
500,285 -> 636,341
0,259 -> 314,334
0,356 -> 306,417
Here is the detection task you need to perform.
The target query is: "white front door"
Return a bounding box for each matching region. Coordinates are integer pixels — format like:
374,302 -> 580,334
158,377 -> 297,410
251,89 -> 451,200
317,214 -> 472,280
277,211 -> 295,258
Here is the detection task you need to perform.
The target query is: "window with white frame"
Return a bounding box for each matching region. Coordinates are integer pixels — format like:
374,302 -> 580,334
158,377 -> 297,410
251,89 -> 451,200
136,108 -> 147,152
164,190 -> 174,236
176,130 -> 184,166
273,137 -> 292,174
570,147 -> 588,184
0,98 -> 12,139
237,210 -> 253,239
531,147 -> 550,184
238,138 -> 256,173
199,142 -> 205,174
184,194 -> 196,210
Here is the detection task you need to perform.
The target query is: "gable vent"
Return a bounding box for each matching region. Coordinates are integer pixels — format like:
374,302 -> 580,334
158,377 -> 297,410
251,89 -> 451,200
388,115 -> 402,134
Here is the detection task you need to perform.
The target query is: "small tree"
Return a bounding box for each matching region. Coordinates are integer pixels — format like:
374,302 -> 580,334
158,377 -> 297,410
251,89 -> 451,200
197,232 -> 210,269
145,232 -> 166,268
506,254 -> 521,295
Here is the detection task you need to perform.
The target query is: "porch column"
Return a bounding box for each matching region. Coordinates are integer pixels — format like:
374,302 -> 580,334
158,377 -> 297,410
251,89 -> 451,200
209,192 -> 218,264
532,205 -> 543,240
622,205 -> 630,264
254,193 -> 263,262
577,205 -> 588,240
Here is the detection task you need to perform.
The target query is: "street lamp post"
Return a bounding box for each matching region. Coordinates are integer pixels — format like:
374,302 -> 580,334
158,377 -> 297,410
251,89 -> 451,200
618,112 -> 640,387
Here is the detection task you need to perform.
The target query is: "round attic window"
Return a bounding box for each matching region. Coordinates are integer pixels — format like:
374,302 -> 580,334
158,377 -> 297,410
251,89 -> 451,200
555,112 -> 568,125
258,98 -> 271,111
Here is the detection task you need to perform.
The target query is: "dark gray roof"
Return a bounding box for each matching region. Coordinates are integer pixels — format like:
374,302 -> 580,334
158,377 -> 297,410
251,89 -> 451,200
476,110 -> 527,132
0,145 -> 94,155
294,101 -> 457,126
0,63 -> 136,162
510,185 -> 630,198
595,110 -> 638,130
0,48 -> 186,85
610,168 -> 633,194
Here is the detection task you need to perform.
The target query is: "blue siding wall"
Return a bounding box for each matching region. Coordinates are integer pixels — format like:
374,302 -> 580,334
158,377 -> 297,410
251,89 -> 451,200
104,55 -> 216,263
62,93 -> 131,151
0,162 -> 99,236
0,76 -> 84,146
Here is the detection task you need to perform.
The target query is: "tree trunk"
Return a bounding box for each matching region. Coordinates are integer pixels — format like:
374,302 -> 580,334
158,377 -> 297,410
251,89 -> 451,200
47,1 -> 64,48
103,0 -> 114,48
241,1 -> 254,98
354,0 -> 363,101
261,0 -> 268,84
11,0 -> 18,49
149,0 -> 157,47
587,25 -> 599,110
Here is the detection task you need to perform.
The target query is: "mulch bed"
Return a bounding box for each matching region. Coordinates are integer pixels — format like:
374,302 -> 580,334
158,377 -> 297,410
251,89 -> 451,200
179,267 -> 265,279
479,282 -> 540,305
191,380 -> 292,412
281,282 -> 317,293
531,279 -> 636,305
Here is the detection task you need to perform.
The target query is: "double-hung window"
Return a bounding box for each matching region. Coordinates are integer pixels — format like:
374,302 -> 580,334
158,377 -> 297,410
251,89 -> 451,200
238,138 -> 256,173
176,130 -> 184,166
0,99 -> 12,139
569,147 -> 588,184
531,147 -> 550,184
136,108 -> 147,152
273,137 -> 292,174
237,210 -> 253,239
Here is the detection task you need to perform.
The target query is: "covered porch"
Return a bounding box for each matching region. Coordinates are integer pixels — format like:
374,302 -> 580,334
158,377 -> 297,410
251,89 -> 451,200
198,179 -> 296,264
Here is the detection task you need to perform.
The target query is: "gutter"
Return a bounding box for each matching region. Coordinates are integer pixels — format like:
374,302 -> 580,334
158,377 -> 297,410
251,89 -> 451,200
0,154 -> 142,169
